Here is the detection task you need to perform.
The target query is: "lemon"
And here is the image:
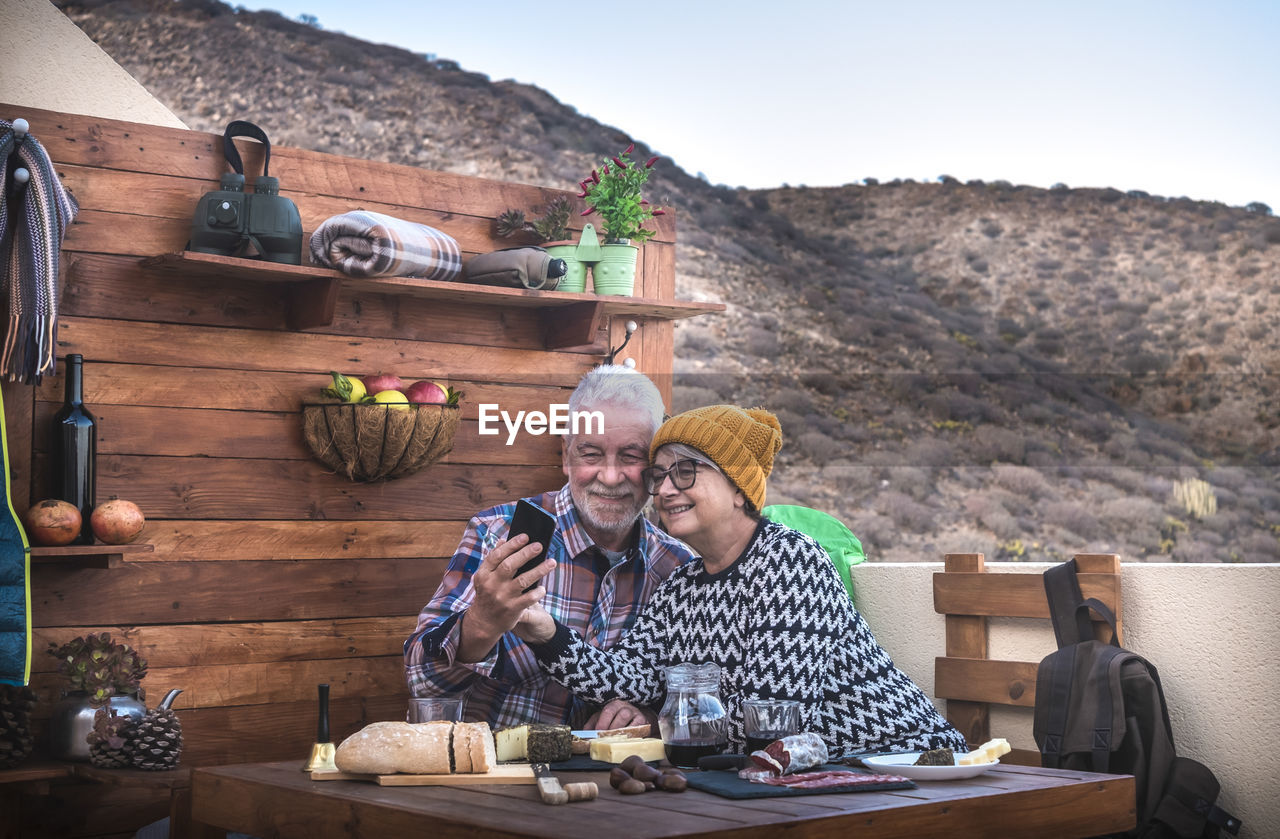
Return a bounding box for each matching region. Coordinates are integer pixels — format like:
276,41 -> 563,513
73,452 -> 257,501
373,389 -> 410,411
346,377 -> 367,403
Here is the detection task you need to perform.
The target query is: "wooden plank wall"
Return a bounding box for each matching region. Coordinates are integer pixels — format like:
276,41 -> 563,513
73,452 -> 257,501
2,105 -> 677,835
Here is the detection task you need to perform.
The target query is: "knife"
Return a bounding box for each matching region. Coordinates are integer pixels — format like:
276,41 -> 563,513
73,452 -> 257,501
697,753 -> 751,771
532,763 -> 598,805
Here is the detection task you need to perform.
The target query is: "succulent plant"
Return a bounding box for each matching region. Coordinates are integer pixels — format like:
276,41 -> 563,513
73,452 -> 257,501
494,208 -> 529,239
529,197 -> 572,243
495,196 -> 574,244
48,632 -> 148,706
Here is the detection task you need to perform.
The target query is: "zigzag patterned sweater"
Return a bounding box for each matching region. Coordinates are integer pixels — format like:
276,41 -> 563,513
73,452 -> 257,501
532,520 -> 967,756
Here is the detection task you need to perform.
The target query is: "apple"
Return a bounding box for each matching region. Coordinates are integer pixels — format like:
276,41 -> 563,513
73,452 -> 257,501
405,380 -> 448,404
361,373 -> 404,396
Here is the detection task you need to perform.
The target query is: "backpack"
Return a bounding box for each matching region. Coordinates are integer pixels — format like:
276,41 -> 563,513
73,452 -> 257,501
1033,559 -> 1241,838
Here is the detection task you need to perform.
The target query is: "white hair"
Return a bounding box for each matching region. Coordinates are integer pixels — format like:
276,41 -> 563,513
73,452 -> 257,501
567,365 -> 664,438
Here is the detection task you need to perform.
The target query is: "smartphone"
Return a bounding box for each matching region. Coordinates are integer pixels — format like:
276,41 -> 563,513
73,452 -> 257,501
509,499 -> 556,592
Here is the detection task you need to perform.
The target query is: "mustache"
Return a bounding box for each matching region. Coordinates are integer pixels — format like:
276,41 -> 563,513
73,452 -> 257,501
584,480 -> 639,498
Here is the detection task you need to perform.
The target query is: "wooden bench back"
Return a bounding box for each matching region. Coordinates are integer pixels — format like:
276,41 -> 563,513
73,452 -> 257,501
932,552 -> 1123,765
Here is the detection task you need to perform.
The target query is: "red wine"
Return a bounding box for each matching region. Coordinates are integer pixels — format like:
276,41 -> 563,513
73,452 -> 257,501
50,354 -> 96,545
746,732 -> 789,753
664,740 -> 723,769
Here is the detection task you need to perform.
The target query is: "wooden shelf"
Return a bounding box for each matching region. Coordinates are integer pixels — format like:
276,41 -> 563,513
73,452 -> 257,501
30,543 -> 155,569
140,252 -> 724,347
0,761 -> 73,786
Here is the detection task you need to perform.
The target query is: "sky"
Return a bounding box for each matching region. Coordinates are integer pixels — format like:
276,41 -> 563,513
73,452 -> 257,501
235,0 -> 1280,210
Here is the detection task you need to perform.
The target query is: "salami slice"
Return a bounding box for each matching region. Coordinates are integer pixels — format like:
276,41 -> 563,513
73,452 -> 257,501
748,732 -> 828,776
737,766 -> 777,782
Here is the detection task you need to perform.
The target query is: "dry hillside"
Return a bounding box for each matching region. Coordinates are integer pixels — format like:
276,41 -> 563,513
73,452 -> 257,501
56,0 -> 1280,563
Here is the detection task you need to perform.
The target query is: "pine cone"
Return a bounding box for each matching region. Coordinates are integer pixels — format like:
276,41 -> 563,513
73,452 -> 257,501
0,684 -> 37,769
127,707 -> 183,770
87,706 -> 137,769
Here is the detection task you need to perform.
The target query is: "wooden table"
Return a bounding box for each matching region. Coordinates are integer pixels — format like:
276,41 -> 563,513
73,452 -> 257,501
190,760 -> 1134,838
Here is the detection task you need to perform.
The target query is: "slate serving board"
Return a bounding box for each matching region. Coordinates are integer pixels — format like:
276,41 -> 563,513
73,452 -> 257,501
685,764 -> 916,800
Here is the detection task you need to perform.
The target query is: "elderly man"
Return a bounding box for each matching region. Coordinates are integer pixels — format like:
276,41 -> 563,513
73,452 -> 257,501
405,365 -> 693,730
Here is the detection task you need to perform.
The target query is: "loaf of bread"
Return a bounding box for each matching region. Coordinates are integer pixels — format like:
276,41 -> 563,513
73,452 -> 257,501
334,721 -> 453,775
334,720 -> 497,775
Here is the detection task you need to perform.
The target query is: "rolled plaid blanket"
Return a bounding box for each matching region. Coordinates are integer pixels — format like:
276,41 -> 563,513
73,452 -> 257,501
309,210 -> 462,280
0,120 -> 79,384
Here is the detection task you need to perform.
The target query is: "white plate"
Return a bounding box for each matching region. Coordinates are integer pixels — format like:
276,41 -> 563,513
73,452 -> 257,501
571,730 -> 600,739
860,752 -> 999,780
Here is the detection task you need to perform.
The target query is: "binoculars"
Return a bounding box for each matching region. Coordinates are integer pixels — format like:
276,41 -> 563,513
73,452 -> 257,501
188,121 -> 302,264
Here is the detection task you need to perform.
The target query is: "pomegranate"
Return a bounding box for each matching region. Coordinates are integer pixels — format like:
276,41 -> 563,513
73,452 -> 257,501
90,499 -> 146,545
405,380 -> 447,404
361,373 -> 404,396
24,499 -> 82,546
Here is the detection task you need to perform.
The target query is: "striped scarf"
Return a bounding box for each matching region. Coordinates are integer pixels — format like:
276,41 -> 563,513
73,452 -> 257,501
0,120 -> 78,384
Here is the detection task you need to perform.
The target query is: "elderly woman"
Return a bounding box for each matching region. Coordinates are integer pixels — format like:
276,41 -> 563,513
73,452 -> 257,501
515,405 -> 966,758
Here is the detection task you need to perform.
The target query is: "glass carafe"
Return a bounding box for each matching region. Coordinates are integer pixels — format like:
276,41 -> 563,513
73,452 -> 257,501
657,662 -> 727,768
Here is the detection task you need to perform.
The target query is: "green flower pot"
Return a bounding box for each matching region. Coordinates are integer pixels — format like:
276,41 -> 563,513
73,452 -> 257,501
544,243 -> 587,293
593,241 -> 638,296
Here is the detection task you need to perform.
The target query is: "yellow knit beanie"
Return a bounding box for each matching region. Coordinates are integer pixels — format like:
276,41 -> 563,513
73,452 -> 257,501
649,405 -> 783,510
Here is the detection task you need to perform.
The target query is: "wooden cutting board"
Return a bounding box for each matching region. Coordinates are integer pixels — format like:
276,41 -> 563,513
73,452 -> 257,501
311,763 -> 536,786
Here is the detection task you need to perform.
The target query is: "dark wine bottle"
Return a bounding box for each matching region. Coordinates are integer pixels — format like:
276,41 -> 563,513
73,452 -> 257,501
50,354 -> 96,545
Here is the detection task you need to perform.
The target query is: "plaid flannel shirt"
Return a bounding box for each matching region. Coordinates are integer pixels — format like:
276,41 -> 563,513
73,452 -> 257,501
404,484 -> 694,728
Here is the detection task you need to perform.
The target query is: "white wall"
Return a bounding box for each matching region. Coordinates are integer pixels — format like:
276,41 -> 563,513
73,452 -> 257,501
0,0 -> 185,128
855,562 -> 1280,839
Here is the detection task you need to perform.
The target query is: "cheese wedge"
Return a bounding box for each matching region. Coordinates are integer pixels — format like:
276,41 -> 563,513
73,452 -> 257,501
958,737 -> 1011,765
495,725 -> 529,762
588,736 -> 666,763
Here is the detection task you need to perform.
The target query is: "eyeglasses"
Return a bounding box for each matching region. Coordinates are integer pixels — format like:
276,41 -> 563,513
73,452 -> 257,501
642,459 -> 702,495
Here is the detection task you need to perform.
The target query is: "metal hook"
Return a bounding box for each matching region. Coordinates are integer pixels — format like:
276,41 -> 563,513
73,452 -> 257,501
605,320 -> 639,365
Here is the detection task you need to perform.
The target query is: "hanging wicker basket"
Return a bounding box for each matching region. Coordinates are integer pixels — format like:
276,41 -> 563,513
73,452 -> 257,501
301,402 -> 460,482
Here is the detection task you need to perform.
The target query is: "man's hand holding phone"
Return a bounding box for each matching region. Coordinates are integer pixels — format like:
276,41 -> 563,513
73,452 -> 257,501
456,503 -> 558,662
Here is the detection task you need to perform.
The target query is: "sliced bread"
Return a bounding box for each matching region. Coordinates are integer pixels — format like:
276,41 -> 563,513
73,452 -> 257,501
453,722 -> 473,773
465,721 -> 496,773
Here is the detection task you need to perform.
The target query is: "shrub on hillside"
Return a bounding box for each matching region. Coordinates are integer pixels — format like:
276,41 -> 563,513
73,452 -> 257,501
967,426 -> 1027,465
848,511 -> 894,553
743,326 -> 779,358
992,464 -> 1052,498
798,430 -> 845,462
902,438 -> 956,468
880,466 -> 934,501
963,494 -> 1020,540
1042,500 -> 1102,540
874,491 -> 936,533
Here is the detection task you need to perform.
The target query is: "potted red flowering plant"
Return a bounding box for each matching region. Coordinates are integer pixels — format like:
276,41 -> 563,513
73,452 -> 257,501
578,144 -> 664,295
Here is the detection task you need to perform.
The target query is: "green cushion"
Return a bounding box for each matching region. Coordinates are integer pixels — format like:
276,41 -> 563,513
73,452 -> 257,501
763,505 -> 864,603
